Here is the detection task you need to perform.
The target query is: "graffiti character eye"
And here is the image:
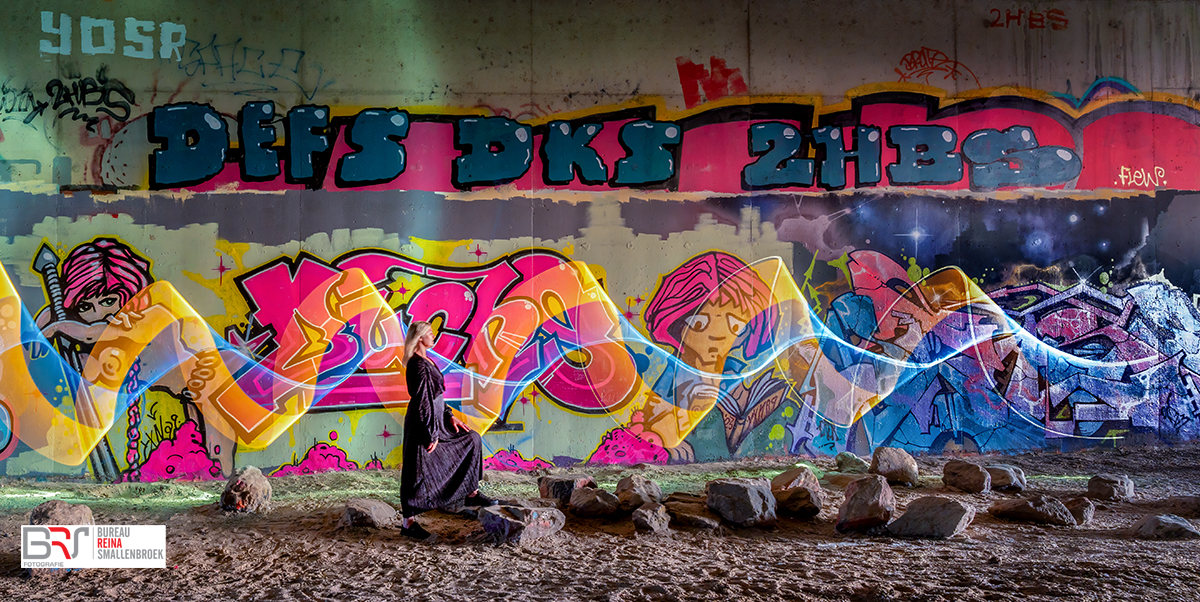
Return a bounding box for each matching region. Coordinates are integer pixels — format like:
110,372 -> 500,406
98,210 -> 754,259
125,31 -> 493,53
99,297 -> 117,307
727,314 -> 747,335
683,315 -> 709,331
76,302 -> 93,314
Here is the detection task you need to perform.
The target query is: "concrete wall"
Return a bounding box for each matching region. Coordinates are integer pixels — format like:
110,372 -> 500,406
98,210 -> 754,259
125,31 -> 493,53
2,0 -> 1199,480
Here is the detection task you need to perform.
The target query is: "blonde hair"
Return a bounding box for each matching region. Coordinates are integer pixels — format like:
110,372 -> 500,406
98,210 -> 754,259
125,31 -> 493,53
403,321 -> 434,363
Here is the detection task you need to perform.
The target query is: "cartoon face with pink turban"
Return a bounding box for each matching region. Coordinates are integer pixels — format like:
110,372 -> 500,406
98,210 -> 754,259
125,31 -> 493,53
643,251 -> 777,374
631,251 -> 779,461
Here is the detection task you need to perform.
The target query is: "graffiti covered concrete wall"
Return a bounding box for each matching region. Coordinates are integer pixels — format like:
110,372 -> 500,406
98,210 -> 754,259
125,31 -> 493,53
3,0 -> 1200,481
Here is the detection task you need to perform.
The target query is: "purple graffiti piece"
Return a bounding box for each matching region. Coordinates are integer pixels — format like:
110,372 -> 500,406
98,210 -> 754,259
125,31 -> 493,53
586,428 -> 669,466
483,449 -> 553,472
138,421 -> 223,482
272,441 -> 360,476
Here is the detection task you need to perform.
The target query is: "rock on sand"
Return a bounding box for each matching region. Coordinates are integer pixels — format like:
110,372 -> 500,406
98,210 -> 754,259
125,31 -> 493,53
706,478 -> 777,527
871,447 -> 919,486
837,474 -> 895,533
887,496 -> 975,539
221,466 -> 272,513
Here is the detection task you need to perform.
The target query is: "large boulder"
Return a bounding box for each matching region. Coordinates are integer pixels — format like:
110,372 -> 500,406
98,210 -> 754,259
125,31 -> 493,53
568,487 -> 621,517
632,502 -> 671,534
1088,474 -> 1134,502
1128,514 -> 1200,540
988,495 -> 1075,526
771,466 -> 824,518
538,474 -> 597,505
984,464 -> 1027,492
663,493 -> 721,530
27,500 -> 95,577
478,505 -> 566,544
1064,497 -> 1095,526
887,496 -> 975,539
615,475 -> 662,511
706,478 -> 777,527
870,447 -> 919,486
29,499 -> 94,526
336,498 -> 398,529
942,460 -> 991,494
836,474 -> 895,533
835,452 -> 870,474
221,466 -> 272,512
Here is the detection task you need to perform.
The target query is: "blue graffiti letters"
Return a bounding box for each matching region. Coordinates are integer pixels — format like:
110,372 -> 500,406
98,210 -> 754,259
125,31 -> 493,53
612,120 -> 681,187
149,103 -> 228,188
453,117 -> 533,189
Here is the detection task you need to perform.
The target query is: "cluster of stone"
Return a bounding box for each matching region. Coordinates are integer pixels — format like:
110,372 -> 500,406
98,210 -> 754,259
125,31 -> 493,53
21,453 -> 1197,564
821,448 -> 1200,540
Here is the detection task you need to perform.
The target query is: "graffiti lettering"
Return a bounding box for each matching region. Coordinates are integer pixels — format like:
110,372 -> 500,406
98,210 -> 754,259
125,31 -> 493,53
45,67 -> 136,132
39,12 -> 186,60
176,34 -> 334,101
0,78 -> 49,126
237,101 -> 279,181
887,126 -> 963,185
742,122 -> 813,190
812,125 -> 882,190
895,47 -> 980,88
988,8 -> 1068,30
541,121 -> 608,185
144,94 -> 1112,193
149,103 -> 228,188
612,121 -> 680,187
453,117 -> 532,189
675,56 -> 748,110
1116,165 -> 1167,189
285,105 -> 330,183
335,109 -> 409,187
961,126 -> 1081,191
1,68 -> 134,134
5,227 -> 1200,476
229,248 -> 638,416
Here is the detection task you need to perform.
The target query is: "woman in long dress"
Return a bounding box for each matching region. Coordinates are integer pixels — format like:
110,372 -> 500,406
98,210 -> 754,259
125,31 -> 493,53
399,321 -> 494,539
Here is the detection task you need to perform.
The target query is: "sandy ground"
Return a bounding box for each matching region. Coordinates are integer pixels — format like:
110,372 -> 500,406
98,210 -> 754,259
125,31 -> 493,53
1,445 -> 1199,601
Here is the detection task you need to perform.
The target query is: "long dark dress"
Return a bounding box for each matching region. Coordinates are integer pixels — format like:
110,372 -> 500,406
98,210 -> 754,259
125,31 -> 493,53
400,354 -> 483,516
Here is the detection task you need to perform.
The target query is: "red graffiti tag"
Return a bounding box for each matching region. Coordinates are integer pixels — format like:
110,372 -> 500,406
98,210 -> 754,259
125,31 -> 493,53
895,48 -> 980,89
676,56 -> 748,109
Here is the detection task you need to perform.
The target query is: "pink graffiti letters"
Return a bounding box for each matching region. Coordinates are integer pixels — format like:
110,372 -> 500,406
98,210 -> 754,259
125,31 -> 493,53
231,248 -> 638,415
